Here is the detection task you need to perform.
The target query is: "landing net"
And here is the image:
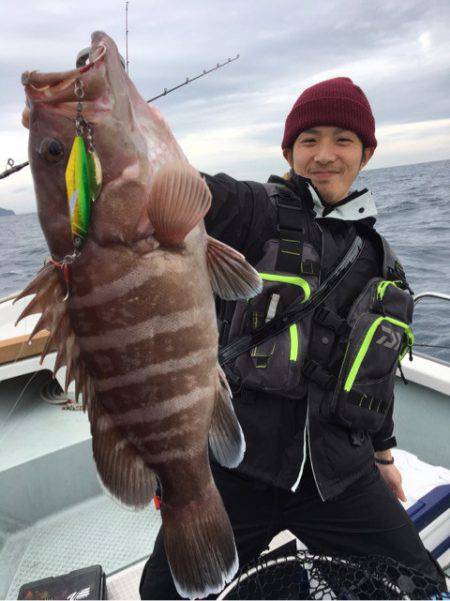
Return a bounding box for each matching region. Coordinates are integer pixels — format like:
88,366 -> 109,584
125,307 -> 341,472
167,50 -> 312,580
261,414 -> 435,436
218,551 -> 445,600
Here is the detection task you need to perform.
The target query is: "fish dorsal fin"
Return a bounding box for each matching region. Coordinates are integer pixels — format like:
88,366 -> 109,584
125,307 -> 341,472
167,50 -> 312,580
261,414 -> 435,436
14,262 -> 95,404
206,236 -> 262,300
148,161 -> 211,246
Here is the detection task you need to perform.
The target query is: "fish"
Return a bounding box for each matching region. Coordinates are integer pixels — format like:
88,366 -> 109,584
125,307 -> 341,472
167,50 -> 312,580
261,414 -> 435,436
17,31 -> 262,599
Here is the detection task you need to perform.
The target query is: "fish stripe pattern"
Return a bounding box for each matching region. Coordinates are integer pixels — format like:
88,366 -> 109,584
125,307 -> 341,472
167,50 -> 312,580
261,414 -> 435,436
78,304 -> 211,351
94,348 -> 215,391
20,35 -> 264,598
98,385 -> 213,423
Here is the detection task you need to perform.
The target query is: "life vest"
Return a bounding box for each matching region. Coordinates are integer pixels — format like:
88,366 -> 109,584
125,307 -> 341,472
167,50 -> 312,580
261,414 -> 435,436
220,182 -> 414,434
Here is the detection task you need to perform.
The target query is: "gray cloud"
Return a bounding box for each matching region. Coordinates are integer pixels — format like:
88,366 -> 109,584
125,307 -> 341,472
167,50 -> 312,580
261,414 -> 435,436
0,0 -> 449,212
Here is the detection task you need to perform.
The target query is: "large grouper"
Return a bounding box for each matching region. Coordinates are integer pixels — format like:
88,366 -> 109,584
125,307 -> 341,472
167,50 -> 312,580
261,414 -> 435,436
17,31 -> 262,598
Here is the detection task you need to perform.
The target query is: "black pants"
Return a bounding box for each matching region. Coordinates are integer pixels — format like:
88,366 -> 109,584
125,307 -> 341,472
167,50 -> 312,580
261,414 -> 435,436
139,460 -> 446,599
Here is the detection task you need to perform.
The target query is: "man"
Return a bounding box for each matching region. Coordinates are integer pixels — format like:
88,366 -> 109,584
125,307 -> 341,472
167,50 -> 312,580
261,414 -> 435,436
140,77 -> 446,598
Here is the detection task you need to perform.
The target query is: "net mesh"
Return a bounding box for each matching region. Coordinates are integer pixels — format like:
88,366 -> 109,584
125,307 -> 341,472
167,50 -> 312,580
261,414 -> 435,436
218,551 -> 446,600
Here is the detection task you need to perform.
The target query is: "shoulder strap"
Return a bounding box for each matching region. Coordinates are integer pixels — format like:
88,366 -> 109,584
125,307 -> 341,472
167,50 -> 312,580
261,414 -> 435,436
379,234 -> 407,281
262,183 -> 319,276
368,229 -> 409,286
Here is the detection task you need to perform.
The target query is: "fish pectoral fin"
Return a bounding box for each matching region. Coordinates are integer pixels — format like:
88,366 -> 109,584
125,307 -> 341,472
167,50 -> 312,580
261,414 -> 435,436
90,402 -> 157,509
208,364 -> 245,469
206,235 -> 262,300
147,161 -> 211,246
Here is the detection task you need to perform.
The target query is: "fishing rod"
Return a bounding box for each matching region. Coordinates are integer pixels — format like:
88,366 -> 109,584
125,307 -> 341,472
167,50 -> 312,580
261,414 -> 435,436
0,54 -> 240,181
0,159 -> 29,179
125,1 -> 130,75
147,54 -> 239,103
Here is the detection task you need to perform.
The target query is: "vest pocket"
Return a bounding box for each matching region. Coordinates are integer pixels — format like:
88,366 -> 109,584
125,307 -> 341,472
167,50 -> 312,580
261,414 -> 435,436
230,273 -> 313,397
225,239 -> 319,398
331,279 -> 414,432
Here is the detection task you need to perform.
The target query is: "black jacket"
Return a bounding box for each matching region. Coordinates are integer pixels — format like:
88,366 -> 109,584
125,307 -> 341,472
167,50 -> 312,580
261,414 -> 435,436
204,171 -> 397,500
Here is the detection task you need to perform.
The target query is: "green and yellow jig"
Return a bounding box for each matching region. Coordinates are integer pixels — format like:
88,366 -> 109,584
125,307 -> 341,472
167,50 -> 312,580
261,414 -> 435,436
65,78 -> 102,249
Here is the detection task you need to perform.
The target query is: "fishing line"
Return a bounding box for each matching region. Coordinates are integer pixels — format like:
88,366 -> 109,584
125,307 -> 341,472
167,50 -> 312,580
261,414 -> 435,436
0,370 -> 40,446
12,338 -> 31,365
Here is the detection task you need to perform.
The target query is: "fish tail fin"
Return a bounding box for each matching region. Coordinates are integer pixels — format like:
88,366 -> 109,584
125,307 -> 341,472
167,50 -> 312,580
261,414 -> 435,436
209,364 -> 246,468
162,479 -> 238,599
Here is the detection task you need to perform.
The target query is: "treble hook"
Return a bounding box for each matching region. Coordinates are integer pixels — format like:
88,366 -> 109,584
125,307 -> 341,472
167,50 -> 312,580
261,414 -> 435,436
48,253 -> 77,301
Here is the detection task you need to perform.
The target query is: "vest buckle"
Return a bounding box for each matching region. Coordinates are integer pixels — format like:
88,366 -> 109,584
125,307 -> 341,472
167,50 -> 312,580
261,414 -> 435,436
314,306 -> 349,336
302,359 -> 336,390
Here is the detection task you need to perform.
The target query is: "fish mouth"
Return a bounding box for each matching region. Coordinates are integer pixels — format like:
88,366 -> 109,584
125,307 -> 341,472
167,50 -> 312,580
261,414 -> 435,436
22,37 -> 107,104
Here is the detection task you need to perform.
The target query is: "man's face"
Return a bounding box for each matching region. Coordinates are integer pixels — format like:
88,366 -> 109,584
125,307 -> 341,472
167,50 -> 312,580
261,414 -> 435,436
284,126 -> 374,204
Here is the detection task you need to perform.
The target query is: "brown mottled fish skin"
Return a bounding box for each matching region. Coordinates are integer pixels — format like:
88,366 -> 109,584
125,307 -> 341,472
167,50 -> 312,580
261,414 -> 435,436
70,226 -> 217,503
19,31 -> 262,599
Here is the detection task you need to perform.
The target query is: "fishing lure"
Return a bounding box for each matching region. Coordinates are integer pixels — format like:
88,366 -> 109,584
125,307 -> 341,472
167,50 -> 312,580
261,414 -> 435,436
65,79 -> 102,249
65,137 -> 102,247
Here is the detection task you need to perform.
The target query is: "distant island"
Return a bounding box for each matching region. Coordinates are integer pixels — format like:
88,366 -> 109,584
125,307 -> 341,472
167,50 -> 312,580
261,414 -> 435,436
0,207 -> 15,216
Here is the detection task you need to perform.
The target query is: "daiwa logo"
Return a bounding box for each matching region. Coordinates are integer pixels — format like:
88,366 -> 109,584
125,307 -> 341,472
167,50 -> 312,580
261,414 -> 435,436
67,587 -> 90,600
376,325 -> 402,350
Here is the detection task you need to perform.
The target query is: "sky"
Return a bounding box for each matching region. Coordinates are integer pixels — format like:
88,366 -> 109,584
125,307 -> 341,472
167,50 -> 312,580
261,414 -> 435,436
0,0 -> 449,214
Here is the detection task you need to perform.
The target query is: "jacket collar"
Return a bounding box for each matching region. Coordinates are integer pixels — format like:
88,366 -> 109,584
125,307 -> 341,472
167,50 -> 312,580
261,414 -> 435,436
307,184 -> 378,222
284,171 -> 377,223
267,172 -> 378,225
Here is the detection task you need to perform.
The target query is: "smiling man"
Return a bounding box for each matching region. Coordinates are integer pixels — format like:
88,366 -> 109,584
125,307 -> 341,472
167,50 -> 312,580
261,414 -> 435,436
140,77 -> 446,599
285,126 -> 374,203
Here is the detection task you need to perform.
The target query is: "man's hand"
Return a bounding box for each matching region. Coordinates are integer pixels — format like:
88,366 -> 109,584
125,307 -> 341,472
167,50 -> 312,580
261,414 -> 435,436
374,450 -> 407,502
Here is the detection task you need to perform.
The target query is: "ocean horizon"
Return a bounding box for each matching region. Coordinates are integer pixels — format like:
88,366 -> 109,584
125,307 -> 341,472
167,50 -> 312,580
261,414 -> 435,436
1,158 -> 449,363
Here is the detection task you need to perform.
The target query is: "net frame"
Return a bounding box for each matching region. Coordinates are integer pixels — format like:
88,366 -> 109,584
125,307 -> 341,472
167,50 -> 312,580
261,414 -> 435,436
217,550 -> 444,600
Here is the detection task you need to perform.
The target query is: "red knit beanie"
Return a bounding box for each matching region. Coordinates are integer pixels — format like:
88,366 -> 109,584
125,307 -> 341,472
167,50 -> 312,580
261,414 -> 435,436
281,77 -> 377,149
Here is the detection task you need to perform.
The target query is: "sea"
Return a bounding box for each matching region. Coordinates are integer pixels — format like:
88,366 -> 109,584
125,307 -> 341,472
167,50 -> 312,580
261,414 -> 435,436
1,159 -> 449,362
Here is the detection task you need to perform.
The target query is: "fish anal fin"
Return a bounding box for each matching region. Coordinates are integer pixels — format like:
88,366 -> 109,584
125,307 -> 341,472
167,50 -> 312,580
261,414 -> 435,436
90,403 -> 157,508
206,235 -> 262,300
147,161 -> 211,246
209,364 -> 245,468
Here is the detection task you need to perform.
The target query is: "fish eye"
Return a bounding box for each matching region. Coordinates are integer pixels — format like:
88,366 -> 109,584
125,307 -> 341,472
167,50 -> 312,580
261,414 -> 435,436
39,137 -> 64,163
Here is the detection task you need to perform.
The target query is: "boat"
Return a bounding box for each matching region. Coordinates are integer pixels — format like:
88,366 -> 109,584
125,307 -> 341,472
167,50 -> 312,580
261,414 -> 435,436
0,289 -> 449,599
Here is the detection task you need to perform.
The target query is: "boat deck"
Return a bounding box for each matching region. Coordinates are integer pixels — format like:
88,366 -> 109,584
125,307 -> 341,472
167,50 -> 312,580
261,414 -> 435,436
2,495 -> 160,600
0,371 -> 161,599
0,371 -> 88,472
0,365 -> 449,598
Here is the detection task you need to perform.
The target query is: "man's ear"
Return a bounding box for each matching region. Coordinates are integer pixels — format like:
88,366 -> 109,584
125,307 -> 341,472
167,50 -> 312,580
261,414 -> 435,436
360,147 -> 375,169
283,147 -> 293,167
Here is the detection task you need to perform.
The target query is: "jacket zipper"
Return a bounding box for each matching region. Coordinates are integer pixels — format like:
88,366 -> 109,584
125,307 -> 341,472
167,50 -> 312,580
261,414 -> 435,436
291,220 -> 322,499
343,316 -> 413,392
291,417 -> 308,492
315,221 -> 324,285
330,343 -> 351,414
290,406 -> 325,501
307,407 -> 325,500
